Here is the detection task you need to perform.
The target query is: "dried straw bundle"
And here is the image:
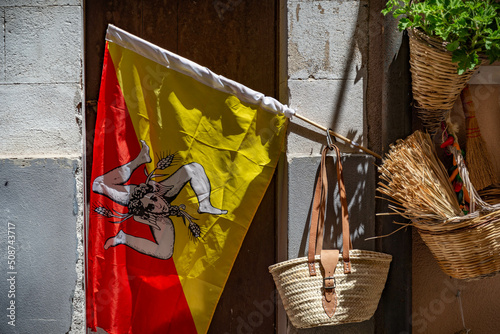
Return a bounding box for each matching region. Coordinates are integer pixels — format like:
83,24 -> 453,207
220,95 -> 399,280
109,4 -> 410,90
379,131 -> 500,280
461,85 -> 497,191
378,130 -> 462,223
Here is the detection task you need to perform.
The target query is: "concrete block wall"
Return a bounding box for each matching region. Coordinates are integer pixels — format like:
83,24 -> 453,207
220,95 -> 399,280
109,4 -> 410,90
285,1 -> 377,333
0,1 -> 84,333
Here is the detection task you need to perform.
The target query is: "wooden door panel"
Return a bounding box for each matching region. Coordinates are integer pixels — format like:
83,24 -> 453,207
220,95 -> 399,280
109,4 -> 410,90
177,1 -> 276,96
85,1 -> 278,332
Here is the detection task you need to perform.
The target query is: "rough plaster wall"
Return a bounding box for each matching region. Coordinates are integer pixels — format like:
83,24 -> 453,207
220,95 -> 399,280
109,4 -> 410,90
412,230 -> 500,334
0,1 -> 84,333
285,1 -> 377,333
285,155 -> 377,334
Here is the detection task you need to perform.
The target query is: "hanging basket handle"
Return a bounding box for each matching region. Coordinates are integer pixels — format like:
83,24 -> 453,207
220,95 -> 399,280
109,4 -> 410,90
307,144 -> 352,276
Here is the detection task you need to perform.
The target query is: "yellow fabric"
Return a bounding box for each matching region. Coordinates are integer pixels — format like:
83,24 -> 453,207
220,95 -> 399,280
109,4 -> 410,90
108,42 -> 287,334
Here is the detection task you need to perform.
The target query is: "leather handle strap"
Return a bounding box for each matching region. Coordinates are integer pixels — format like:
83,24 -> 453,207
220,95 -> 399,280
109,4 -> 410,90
307,146 -> 328,275
332,144 -> 351,273
307,144 -> 352,275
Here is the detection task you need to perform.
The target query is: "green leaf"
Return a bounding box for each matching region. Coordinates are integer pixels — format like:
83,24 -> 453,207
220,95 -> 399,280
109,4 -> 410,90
398,18 -> 412,30
393,8 -> 407,16
485,38 -> 495,50
489,30 -> 500,39
470,52 -> 479,69
446,40 -> 460,51
452,48 -> 467,63
382,0 -> 500,67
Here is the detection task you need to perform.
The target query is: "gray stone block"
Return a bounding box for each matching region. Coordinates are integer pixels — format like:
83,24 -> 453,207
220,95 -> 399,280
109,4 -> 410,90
0,158 -> 79,334
0,83 -> 82,155
4,6 -> 82,83
287,79 -> 365,155
287,154 -> 375,259
0,8 -> 4,82
0,0 -> 80,5
288,0 -> 368,80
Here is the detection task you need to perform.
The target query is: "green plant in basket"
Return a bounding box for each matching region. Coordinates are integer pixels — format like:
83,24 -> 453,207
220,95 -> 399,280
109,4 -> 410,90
382,0 -> 500,74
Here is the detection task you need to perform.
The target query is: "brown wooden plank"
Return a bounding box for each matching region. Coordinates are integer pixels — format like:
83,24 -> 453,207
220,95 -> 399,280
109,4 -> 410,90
85,0 -> 178,103
85,0 -> 142,102
177,0 -> 276,97
209,177 -> 277,333
141,0 -> 178,53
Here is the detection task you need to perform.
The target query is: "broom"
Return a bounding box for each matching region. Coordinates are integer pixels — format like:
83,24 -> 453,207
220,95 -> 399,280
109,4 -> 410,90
460,85 -> 497,191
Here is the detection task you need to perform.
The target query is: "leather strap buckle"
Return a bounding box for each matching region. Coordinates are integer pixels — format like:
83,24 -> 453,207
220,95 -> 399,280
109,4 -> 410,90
323,276 -> 336,290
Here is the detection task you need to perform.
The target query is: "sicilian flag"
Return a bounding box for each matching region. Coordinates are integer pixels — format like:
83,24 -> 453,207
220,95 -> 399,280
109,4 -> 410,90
86,25 -> 291,334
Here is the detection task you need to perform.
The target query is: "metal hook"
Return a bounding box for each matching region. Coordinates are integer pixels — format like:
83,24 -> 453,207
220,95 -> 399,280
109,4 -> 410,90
326,128 -> 336,149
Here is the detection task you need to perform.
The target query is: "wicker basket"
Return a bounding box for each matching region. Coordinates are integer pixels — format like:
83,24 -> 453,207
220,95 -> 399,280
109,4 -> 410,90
415,146 -> 500,280
269,250 -> 392,328
408,28 -> 483,132
269,144 -> 392,328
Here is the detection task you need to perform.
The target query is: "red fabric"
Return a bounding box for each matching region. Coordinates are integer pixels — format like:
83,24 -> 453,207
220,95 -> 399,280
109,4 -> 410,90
86,44 -> 197,334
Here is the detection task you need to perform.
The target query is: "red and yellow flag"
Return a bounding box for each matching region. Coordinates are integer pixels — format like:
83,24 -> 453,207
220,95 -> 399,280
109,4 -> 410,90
86,25 -> 291,334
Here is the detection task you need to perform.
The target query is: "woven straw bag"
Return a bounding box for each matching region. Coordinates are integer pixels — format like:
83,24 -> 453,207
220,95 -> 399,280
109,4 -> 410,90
415,146 -> 500,280
269,144 -> 392,328
408,28 -> 484,132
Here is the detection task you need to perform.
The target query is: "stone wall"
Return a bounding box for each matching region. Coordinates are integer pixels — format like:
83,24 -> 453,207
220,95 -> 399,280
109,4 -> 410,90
10,0 -> 497,332
0,1 -> 84,333
285,1 -> 379,333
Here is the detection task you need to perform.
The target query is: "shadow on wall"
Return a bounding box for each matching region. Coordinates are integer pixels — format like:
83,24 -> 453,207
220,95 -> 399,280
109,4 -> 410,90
386,30 -> 412,144
297,154 -> 375,257
373,29 -> 413,334
285,3 -> 388,333
289,153 -> 376,334
326,1 -> 368,150
412,229 -> 500,334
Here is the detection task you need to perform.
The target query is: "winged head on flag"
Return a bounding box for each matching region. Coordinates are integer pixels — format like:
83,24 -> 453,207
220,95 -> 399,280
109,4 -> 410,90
93,140 -> 227,258
87,25 -> 292,334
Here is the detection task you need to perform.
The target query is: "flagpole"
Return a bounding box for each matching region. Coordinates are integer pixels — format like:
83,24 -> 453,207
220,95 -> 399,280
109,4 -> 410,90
293,113 -> 383,160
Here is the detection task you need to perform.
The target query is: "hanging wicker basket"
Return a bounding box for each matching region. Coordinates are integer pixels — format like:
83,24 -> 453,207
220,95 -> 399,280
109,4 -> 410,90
408,28 -> 483,132
379,131 -> 500,280
415,146 -> 500,280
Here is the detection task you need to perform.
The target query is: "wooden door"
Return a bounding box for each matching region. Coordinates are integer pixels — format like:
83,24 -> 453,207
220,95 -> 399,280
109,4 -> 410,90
85,1 -> 279,332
